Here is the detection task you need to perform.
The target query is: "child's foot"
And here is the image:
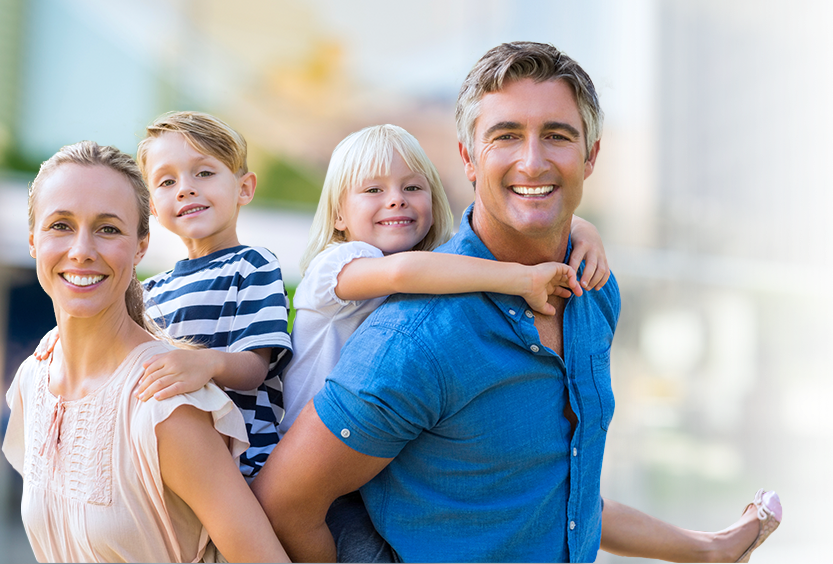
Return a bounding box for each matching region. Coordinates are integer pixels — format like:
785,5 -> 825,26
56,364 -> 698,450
709,489 -> 782,562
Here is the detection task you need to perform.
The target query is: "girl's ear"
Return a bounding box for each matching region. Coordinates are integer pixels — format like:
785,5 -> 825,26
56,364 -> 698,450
334,212 -> 347,232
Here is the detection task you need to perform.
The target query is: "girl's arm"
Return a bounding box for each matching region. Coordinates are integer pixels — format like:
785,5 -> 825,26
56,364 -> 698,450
570,214 -> 610,290
156,405 -> 290,563
336,252 -> 582,316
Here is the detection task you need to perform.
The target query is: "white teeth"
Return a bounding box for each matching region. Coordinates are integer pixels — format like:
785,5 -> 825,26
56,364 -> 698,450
180,206 -> 207,216
512,185 -> 554,195
63,274 -> 104,287
380,220 -> 412,225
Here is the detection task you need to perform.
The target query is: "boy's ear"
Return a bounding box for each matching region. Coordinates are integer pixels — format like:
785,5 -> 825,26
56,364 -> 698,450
238,172 -> 257,206
149,198 -> 158,217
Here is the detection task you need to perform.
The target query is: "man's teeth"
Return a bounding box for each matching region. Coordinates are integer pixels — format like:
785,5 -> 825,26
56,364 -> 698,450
512,185 -> 554,195
180,206 -> 208,216
63,274 -> 104,287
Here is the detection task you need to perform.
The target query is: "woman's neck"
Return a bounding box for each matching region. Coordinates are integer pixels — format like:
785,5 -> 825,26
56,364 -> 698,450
51,307 -> 152,400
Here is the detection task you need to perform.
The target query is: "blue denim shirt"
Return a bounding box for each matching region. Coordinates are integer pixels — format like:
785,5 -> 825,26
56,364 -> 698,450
316,205 -> 620,562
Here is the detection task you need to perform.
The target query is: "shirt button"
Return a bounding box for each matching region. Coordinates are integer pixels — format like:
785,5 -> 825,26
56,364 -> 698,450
340,429 -> 351,438
508,309 -> 516,316
525,310 -> 534,318
530,344 -> 540,353
569,520 -> 576,530
573,448 -> 577,457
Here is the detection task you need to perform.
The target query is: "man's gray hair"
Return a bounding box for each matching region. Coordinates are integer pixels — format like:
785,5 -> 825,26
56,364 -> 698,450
456,41 -> 604,160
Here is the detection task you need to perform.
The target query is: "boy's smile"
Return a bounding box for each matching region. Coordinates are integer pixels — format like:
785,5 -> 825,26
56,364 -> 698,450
144,132 -> 256,259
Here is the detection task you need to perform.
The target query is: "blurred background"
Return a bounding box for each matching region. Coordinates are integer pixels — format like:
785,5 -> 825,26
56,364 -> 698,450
1,0 -> 830,562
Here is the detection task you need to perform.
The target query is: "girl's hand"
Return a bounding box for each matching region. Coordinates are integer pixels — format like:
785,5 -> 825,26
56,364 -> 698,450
523,262 -> 582,316
136,349 -> 218,401
569,215 -> 610,291
33,330 -> 59,361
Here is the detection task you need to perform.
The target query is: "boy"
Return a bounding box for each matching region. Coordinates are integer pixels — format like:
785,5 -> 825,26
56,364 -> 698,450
134,111 -> 292,480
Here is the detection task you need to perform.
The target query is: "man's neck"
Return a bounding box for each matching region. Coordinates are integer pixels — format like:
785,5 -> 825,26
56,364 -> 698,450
471,210 -> 570,265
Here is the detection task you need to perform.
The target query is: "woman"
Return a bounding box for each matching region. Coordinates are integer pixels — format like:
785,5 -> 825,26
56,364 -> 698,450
1,141 -> 289,563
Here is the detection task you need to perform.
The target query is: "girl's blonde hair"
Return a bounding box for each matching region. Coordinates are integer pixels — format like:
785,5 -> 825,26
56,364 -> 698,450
300,124 -> 454,275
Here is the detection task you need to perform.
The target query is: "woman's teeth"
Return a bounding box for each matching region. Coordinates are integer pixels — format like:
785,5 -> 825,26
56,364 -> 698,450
63,274 -> 104,286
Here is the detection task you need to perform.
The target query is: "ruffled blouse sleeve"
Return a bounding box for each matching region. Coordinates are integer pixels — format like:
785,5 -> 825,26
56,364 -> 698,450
2,356 -> 37,474
306,241 -> 385,307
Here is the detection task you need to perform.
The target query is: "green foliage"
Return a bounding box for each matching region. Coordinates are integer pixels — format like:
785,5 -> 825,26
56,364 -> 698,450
254,154 -> 324,209
1,144 -> 41,175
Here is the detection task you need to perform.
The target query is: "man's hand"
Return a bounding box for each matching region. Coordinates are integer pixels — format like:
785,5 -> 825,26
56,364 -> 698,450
136,349 -> 219,401
522,262 -> 582,315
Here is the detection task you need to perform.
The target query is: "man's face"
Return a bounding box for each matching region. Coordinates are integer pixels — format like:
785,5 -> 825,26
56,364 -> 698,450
460,78 -> 599,250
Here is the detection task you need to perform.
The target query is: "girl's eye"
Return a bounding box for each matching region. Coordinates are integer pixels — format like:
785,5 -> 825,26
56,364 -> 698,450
404,185 -> 422,192
197,171 -> 214,178
365,187 -> 381,193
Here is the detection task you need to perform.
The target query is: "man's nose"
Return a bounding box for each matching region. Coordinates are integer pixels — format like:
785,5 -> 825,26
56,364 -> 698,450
518,139 -> 548,178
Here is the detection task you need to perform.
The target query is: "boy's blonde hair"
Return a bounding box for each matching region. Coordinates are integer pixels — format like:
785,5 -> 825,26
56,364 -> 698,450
300,124 -> 454,275
136,111 -> 248,177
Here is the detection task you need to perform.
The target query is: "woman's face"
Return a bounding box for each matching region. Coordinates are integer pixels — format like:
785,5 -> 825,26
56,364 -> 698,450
28,164 -> 148,321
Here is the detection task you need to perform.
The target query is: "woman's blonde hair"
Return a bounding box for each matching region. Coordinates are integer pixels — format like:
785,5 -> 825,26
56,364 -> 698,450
300,124 -> 454,275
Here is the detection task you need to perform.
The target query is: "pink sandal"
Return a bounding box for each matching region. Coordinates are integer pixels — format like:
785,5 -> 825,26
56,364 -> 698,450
736,489 -> 782,562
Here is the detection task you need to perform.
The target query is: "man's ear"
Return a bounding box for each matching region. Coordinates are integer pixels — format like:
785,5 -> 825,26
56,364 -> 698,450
28,232 -> 35,259
238,172 -> 257,206
459,142 -> 477,186
584,140 -> 601,179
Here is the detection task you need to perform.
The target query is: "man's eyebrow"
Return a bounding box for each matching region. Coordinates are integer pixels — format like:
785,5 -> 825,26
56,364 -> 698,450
543,121 -> 582,138
482,121 -> 522,138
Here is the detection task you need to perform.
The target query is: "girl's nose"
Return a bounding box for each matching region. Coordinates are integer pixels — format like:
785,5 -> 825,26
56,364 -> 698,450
387,190 -> 407,208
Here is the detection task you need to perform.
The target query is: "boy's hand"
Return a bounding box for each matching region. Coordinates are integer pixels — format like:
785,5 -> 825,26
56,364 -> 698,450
523,262 -> 582,316
569,216 -> 610,291
136,349 -> 219,401
33,330 -> 59,361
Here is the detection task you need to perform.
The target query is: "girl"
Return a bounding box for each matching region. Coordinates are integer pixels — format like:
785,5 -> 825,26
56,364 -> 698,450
278,123 -> 608,435
3,141 -> 289,563
274,124 -> 780,563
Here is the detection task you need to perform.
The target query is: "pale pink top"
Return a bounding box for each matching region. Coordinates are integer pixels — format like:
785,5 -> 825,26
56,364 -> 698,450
1,338 -> 248,563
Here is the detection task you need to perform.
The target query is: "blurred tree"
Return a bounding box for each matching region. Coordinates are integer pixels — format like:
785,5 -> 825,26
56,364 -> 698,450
253,153 -> 324,209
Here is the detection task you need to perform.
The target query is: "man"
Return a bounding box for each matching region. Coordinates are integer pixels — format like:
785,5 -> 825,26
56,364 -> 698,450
252,42 -> 765,563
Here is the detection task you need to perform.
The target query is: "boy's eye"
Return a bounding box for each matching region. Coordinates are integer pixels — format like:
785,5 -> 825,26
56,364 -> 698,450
197,171 -> 214,178
159,179 -> 175,188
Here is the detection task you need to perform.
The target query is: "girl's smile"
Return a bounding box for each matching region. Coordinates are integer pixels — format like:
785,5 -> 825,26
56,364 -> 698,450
335,151 -> 434,255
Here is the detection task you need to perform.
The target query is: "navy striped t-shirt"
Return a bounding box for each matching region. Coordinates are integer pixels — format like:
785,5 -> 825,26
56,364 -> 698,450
143,245 -> 293,478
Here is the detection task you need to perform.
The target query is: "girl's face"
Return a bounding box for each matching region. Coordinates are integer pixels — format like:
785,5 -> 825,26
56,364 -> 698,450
29,164 -> 148,322
335,151 -> 434,254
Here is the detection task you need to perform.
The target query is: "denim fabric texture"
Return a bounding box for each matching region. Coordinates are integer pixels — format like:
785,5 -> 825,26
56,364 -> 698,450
315,204 -> 621,563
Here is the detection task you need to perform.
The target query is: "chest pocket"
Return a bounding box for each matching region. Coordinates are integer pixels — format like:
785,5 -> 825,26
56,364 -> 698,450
591,347 -> 615,430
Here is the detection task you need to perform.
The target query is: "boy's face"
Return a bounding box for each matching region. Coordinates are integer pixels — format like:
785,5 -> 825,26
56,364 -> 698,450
143,132 -> 255,258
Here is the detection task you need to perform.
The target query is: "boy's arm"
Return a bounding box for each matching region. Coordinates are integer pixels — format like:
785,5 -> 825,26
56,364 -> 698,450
569,214 -> 610,290
136,348 -> 270,401
336,252 -> 582,316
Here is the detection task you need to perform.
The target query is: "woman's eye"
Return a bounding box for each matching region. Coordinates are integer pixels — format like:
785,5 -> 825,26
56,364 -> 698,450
100,226 -> 121,235
49,222 -> 70,231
